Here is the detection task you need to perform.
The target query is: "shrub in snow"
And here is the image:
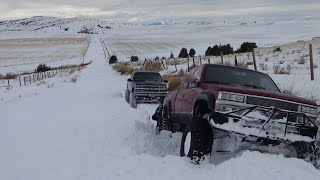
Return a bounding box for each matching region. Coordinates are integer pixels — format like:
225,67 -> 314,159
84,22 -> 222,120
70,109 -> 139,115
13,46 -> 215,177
169,52 -> 174,59
112,62 -> 135,75
237,61 -> 249,68
178,48 -> 189,58
78,27 -> 93,34
205,44 -> 233,56
109,55 -> 118,64
273,47 -> 282,53
189,48 -> 196,57
130,56 -> 139,62
246,61 -> 254,65
259,63 -> 268,70
273,64 -> 291,74
35,64 -> 52,72
235,42 -> 257,53
279,60 -> 285,64
265,57 -> 269,62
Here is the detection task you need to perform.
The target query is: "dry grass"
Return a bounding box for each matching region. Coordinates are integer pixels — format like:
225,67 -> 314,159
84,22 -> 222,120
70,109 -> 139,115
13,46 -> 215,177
112,62 -> 135,75
273,64 -> 292,74
163,71 -> 185,91
298,56 -> 306,64
142,61 -> 164,72
0,73 -> 18,79
237,61 -> 249,68
246,61 -> 254,65
259,63 -> 268,70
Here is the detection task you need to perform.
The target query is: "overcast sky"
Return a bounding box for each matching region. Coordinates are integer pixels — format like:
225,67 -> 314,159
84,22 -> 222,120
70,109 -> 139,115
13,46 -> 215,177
1,0 -> 320,20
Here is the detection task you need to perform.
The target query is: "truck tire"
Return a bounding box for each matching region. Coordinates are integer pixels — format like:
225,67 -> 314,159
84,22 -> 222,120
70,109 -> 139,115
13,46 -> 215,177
125,89 -> 130,102
183,100 -> 213,163
291,141 -> 320,168
157,104 -> 172,132
129,92 -> 137,108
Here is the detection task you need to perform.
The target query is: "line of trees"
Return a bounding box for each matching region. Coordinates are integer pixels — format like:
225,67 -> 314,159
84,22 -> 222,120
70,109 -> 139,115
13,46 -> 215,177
178,48 -> 196,58
205,42 -> 257,56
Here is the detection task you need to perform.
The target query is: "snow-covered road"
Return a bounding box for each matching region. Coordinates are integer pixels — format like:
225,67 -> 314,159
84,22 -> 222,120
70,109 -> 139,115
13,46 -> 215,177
1,35 -> 320,180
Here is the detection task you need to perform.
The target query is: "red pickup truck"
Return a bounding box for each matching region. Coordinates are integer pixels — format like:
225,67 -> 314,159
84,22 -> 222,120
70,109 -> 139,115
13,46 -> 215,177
153,64 -> 319,164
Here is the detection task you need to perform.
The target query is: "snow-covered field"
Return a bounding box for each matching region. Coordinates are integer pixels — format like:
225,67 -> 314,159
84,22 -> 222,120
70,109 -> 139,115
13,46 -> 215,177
0,37 -> 90,75
1,16 -> 320,179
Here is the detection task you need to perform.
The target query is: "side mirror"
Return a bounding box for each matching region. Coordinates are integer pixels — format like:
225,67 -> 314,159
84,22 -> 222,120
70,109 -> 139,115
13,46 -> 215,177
163,80 -> 168,83
127,78 -> 133,82
283,89 -> 293,95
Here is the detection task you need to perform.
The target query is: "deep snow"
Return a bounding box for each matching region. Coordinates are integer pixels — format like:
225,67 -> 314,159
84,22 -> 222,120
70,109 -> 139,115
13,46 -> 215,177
1,35 -> 320,180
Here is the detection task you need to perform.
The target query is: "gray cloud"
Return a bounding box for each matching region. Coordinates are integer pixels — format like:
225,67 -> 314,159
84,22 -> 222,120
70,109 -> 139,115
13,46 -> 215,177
1,0 -> 320,20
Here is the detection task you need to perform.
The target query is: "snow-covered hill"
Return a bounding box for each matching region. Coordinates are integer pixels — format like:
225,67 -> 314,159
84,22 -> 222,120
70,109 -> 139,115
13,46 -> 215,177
0,16 -> 113,34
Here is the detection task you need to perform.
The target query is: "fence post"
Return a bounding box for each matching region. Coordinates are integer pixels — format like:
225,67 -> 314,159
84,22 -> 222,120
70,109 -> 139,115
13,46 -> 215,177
29,74 -> 32,84
192,57 -> 195,67
220,52 -> 224,64
33,75 -> 36,82
235,56 -> 238,66
309,44 -> 314,80
252,48 -> 257,71
24,76 -> 26,85
161,59 -> 166,69
174,58 -> 177,72
19,78 -> 22,87
7,79 -> 10,87
142,59 -> 147,68
199,55 -> 202,65
187,57 -> 190,72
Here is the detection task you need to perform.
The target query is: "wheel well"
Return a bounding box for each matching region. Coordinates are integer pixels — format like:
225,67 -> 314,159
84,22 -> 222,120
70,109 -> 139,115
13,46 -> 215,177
193,92 -> 216,116
194,100 -> 209,116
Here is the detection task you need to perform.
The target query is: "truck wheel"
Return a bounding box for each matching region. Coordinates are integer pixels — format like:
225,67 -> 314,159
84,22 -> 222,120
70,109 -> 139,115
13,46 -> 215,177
184,100 -> 213,163
291,141 -> 320,168
129,92 -> 137,108
125,89 -> 130,102
157,105 -> 172,132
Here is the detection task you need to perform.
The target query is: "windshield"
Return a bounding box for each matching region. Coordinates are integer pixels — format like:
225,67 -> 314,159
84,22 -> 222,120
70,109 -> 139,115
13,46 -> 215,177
204,66 -> 280,93
133,72 -> 162,82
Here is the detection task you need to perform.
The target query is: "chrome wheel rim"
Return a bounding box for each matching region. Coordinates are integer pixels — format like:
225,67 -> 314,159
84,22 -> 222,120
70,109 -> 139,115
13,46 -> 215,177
184,132 -> 191,155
